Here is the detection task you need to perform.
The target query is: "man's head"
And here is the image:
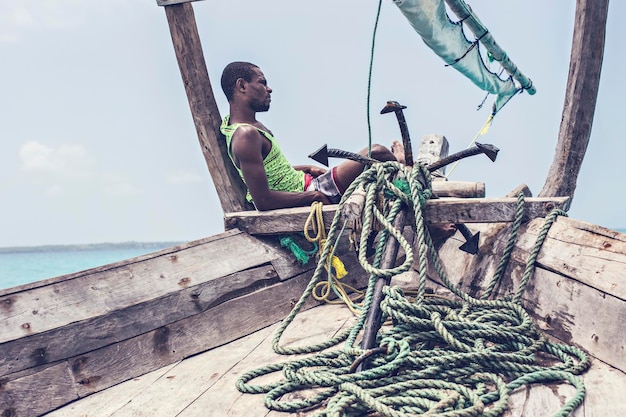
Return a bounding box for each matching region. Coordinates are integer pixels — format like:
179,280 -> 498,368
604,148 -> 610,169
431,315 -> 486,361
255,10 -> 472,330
221,61 -> 258,101
221,62 -> 272,113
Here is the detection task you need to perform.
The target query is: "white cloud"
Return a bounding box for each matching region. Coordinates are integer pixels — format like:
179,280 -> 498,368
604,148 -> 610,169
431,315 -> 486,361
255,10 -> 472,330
0,1 -> 134,42
102,182 -> 142,197
166,171 -> 203,185
19,141 -> 95,174
44,184 -> 64,196
17,140 -> 142,198
9,6 -> 34,28
100,172 -> 142,197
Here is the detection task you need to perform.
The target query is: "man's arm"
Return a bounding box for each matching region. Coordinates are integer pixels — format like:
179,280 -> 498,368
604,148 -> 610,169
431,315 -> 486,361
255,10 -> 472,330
231,127 -> 330,210
293,165 -> 327,178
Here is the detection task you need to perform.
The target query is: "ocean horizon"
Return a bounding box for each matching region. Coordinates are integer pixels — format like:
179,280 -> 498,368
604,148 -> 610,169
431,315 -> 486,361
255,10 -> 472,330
0,241 -> 184,291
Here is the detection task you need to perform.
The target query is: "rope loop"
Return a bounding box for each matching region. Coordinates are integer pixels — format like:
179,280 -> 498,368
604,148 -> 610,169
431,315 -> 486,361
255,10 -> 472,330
239,161 -> 588,416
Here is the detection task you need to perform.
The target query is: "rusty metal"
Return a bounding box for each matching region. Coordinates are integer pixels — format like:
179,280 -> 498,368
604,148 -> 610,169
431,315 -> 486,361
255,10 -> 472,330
349,346 -> 388,373
358,210 -> 408,371
456,224 -> 480,254
308,144 -> 379,167
428,142 -> 499,172
380,101 -> 414,167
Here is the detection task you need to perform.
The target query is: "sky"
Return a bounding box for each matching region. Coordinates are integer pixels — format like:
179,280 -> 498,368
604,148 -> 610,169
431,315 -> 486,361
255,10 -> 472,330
0,0 -> 624,247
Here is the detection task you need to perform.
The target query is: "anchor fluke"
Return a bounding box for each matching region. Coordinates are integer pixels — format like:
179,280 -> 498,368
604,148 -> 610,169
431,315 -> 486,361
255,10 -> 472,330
308,144 -> 329,166
457,227 -> 480,255
308,145 -> 380,167
477,142 -> 499,162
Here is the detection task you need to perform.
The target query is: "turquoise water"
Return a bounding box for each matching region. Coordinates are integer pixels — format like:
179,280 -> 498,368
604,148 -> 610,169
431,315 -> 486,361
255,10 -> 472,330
0,245 -> 178,291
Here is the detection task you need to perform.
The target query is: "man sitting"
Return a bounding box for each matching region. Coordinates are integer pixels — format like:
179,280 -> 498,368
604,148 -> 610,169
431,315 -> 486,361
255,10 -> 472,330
219,61 -> 404,211
219,61 -> 457,245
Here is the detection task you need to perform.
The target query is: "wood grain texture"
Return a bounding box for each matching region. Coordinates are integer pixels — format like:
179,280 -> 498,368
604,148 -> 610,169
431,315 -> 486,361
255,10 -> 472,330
43,304 -> 626,417
1,267 -> 327,416
225,197 -> 570,235
540,0 -> 609,200
0,231 -> 279,345
0,264 -> 279,377
434,217 -> 626,372
164,3 -> 250,213
157,0 -> 201,6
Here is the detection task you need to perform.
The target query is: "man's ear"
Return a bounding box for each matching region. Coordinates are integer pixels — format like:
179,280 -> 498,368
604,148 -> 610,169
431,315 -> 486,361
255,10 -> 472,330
235,77 -> 246,93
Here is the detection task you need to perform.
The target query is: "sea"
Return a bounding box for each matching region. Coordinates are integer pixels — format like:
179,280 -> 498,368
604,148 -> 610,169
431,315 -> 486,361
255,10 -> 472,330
0,242 -> 183,291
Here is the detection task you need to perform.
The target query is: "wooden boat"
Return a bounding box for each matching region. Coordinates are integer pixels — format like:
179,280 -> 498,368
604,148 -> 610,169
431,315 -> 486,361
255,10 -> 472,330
1,0 -> 624,416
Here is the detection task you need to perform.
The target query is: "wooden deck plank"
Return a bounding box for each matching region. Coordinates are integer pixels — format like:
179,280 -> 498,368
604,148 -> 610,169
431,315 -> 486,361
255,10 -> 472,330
42,304 -> 355,417
112,327 -> 275,417
505,358 -> 626,416
0,231 -> 280,344
578,359 -> 626,417
513,216 -> 626,300
44,303 -> 626,417
0,264 -> 280,377
432,217 -> 626,373
180,304 -> 357,417
3,269 -> 325,416
44,363 -> 178,417
524,267 -> 626,374
224,197 -> 569,235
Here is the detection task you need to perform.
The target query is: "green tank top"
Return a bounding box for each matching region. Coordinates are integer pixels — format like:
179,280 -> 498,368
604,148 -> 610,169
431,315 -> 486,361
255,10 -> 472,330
220,115 -> 305,203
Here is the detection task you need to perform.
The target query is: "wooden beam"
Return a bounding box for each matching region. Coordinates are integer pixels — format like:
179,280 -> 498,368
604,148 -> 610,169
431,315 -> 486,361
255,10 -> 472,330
539,0 -> 608,200
163,3 -> 250,213
430,181 -> 485,198
157,0 -> 203,6
224,197 -> 570,235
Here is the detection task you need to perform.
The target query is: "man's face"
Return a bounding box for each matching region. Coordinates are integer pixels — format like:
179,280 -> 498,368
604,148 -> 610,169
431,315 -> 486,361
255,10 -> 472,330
246,68 -> 272,112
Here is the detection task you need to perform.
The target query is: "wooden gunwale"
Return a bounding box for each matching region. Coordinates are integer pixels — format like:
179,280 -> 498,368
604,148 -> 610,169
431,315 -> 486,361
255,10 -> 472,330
0,0 -> 620,415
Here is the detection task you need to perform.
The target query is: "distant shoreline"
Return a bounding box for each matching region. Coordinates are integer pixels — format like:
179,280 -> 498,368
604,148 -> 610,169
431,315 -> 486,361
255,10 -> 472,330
0,241 -> 185,254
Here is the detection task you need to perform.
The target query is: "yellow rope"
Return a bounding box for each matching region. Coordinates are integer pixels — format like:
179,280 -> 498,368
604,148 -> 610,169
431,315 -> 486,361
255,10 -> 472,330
304,202 -> 364,314
445,113 -> 494,179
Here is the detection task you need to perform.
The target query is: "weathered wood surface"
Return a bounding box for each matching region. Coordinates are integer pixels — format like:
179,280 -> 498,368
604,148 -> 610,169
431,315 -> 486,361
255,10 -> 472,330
1,230 -> 277,347
540,0 -> 609,201
434,216 -> 626,373
225,197 -> 569,235
157,0 -> 201,6
163,2 -> 250,213
430,180 -> 485,198
416,134 -> 449,175
45,304 -> 626,417
2,269 -> 320,417
0,229 -> 367,417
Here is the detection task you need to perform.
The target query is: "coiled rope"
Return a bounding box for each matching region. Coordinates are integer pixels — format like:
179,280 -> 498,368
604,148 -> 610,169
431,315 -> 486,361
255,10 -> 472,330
305,201 -> 364,314
236,161 -> 588,417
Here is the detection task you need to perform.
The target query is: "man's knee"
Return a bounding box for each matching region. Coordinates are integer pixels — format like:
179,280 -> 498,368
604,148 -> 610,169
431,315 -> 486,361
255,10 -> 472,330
369,144 -> 396,162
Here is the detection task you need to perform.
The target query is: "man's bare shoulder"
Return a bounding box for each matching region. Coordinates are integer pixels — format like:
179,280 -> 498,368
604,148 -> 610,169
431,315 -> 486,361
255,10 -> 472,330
230,124 -> 267,161
231,124 -> 263,141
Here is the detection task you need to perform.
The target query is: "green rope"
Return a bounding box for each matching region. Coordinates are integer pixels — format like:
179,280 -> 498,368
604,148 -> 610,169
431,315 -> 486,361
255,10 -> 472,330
279,234 -> 318,265
366,0 -> 384,157
236,161 -> 589,416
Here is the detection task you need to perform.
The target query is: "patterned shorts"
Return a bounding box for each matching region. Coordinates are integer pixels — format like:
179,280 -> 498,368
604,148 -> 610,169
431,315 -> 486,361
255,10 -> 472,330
305,167 -> 342,204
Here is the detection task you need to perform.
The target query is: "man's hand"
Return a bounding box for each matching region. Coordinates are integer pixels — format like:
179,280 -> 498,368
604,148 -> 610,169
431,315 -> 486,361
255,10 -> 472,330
293,165 -> 327,178
313,191 -> 332,205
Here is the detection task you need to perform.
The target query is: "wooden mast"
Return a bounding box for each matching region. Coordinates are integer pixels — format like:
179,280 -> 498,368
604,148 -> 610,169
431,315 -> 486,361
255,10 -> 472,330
539,0 -> 609,202
161,1 -> 251,214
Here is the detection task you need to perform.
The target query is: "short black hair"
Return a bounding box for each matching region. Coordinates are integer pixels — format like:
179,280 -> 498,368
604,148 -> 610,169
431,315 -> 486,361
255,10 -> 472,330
221,61 -> 259,102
